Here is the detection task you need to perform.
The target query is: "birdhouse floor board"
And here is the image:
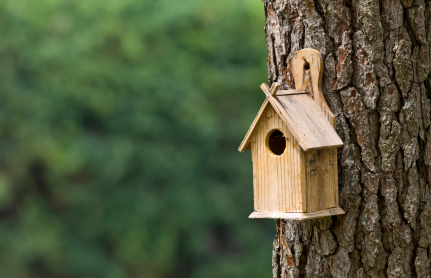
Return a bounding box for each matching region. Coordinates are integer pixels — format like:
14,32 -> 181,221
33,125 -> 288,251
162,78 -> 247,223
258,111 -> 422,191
248,207 -> 345,220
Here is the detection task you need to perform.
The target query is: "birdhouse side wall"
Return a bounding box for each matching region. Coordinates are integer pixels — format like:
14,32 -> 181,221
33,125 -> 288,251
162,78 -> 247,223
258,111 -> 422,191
250,105 -> 306,213
304,148 -> 338,212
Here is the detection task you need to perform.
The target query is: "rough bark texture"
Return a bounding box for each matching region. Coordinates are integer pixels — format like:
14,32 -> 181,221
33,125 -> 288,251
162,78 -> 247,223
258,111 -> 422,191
264,0 -> 431,277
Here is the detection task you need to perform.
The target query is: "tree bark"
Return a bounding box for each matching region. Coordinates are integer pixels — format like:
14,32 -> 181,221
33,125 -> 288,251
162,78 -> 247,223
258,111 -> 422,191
264,0 -> 431,277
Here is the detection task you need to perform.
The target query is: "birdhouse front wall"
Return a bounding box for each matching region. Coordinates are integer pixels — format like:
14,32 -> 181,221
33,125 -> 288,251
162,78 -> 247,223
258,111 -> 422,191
250,105 -> 306,212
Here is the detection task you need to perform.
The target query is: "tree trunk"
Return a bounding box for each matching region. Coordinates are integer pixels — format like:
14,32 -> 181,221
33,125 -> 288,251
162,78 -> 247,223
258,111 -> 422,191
264,0 -> 431,277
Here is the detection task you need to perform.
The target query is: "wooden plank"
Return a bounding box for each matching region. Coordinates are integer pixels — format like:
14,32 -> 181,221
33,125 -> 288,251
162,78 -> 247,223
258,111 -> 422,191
276,89 -> 308,96
299,148 -> 307,212
249,207 -> 345,220
251,139 -> 258,210
267,107 -> 278,211
277,94 -> 343,151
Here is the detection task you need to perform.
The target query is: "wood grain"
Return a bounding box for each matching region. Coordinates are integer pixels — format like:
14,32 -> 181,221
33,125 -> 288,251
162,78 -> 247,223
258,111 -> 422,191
291,49 -> 325,108
304,148 -> 338,212
291,49 -> 336,128
275,93 -> 343,151
251,105 -> 305,212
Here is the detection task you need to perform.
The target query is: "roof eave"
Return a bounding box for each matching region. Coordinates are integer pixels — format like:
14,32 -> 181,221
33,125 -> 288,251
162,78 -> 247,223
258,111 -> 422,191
303,143 -> 344,152
238,100 -> 269,152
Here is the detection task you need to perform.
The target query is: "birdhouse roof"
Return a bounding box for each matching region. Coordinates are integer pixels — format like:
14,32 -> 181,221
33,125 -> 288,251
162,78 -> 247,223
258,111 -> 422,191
238,90 -> 343,152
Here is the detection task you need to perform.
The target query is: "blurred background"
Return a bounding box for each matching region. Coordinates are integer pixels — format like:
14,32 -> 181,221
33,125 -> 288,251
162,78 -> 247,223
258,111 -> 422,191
0,0 -> 275,277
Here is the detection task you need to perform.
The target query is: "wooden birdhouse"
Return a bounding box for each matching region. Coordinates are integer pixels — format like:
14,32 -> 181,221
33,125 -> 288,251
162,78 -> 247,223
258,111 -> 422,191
239,49 -> 345,220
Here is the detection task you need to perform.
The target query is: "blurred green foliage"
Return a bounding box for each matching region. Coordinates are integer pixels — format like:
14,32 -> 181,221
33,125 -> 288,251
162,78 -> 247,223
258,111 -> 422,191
0,0 -> 273,277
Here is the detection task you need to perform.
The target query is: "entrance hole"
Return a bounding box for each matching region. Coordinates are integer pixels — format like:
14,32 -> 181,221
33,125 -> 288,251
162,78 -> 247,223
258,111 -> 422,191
267,129 -> 286,156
